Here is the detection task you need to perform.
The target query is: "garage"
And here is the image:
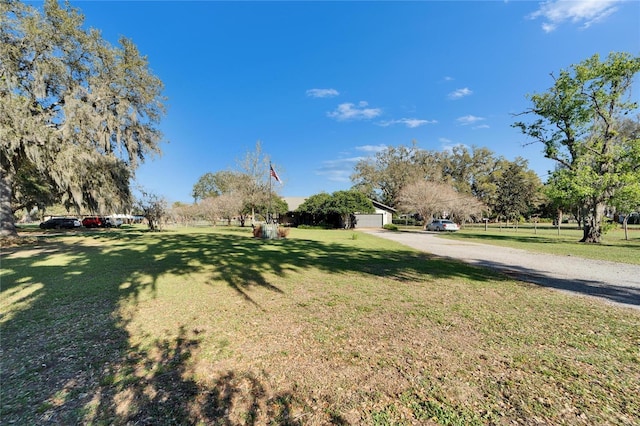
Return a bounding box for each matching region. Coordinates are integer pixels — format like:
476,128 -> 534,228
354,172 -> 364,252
354,213 -> 383,228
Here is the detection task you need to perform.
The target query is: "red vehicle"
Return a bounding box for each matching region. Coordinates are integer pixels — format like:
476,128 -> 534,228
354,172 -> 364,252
82,216 -> 106,228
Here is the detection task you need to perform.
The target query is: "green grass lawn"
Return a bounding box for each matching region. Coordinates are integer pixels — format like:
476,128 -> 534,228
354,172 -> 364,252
2,226 -> 639,424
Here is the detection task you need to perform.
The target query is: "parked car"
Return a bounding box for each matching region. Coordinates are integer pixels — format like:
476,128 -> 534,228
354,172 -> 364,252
426,219 -> 460,232
40,217 -> 81,229
105,216 -> 123,227
82,216 -> 106,228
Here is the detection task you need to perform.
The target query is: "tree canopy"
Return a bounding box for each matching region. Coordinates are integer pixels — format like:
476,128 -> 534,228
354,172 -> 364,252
397,181 -> 485,229
513,52 -> 640,242
191,142 -> 285,225
296,190 -> 374,228
494,160 -> 542,224
350,143 -> 540,221
1,0 -> 166,236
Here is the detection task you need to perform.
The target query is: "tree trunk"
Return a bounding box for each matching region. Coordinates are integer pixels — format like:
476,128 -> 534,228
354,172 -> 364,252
1,169 -> 18,238
556,209 -> 563,236
580,202 -> 605,243
623,216 -> 629,241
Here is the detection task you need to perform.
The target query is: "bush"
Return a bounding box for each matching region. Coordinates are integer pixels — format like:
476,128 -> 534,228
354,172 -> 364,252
278,227 -> 290,238
392,217 -> 419,226
383,224 -> 398,231
297,224 -> 333,230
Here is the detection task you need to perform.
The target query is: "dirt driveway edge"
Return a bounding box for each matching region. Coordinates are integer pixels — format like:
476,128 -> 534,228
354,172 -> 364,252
364,230 -> 640,311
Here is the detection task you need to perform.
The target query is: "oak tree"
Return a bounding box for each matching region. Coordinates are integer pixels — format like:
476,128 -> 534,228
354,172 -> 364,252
1,0 -> 165,236
514,52 -> 640,243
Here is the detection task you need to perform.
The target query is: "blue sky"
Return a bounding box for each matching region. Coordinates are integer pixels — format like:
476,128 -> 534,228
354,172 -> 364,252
67,0 -> 639,203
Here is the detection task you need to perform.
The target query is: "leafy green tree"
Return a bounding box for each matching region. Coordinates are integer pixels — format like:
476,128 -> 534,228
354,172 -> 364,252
610,119 -> 640,239
494,161 -> 542,226
441,146 -> 500,196
326,190 -> 374,228
296,192 -> 332,226
1,0 -> 165,237
246,195 -> 289,224
192,171 -> 246,202
296,191 -> 373,228
514,52 -> 640,242
297,193 -> 331,215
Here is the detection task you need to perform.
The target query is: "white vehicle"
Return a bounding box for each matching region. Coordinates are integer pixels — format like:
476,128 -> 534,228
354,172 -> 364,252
426,219 -> 460,232
105,217 -> 123,227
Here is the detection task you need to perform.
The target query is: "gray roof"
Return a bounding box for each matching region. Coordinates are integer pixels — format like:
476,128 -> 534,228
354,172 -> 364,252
283,197 -> 307,211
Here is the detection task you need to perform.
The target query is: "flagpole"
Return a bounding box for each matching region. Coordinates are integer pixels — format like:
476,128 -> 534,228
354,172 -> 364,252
268,162 -> 272,223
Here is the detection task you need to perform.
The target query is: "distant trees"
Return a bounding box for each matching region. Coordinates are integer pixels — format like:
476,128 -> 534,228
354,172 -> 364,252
494,161 -> 543,226
351,142 -> 441,207
1,0 -> 165,236
351,143 -> 540,224
190,142 -> 285,225
191,171 -> 246,202
514,52 -> 640,243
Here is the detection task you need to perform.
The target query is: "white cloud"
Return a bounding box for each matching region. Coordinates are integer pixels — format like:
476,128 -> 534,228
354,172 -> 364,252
529,0 -> 620,33
456,115 -> 485,125
306,88 -> 340,98
316,157 -> 365,182
448,88 -> 473,99
378,118 -> 437,128
327,101 -> 382,121
473,124 -> 490,130
441,142 -> 470,153
355,144 -> 387,153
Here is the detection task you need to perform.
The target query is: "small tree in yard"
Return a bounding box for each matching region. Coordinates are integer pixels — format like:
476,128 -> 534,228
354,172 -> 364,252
447,194 -> 487,227
397,181 -> 458,229
137,191 -> 167,231
514,52 -> 640,243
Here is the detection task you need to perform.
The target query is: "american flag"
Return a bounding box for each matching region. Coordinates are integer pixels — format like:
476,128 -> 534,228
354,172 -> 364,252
270,165 -> 281,183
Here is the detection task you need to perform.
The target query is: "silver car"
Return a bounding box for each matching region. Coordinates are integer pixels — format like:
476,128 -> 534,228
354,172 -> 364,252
426,219 -> 460,232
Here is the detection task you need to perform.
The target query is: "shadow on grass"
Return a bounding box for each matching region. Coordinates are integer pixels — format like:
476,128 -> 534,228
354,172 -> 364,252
464,258 -> 640,309
393,230 -> 640,308
0,228 -> 493,423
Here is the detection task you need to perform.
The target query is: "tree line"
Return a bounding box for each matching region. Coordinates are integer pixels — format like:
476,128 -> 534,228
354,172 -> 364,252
350,143 -> 544,227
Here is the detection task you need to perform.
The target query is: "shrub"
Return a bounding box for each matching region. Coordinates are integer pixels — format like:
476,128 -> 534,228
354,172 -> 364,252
278,227 -> 290,238
383,224 -> 399,231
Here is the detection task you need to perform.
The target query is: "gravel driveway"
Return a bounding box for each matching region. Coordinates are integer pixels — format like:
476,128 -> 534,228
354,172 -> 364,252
365,230 -> 640,310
